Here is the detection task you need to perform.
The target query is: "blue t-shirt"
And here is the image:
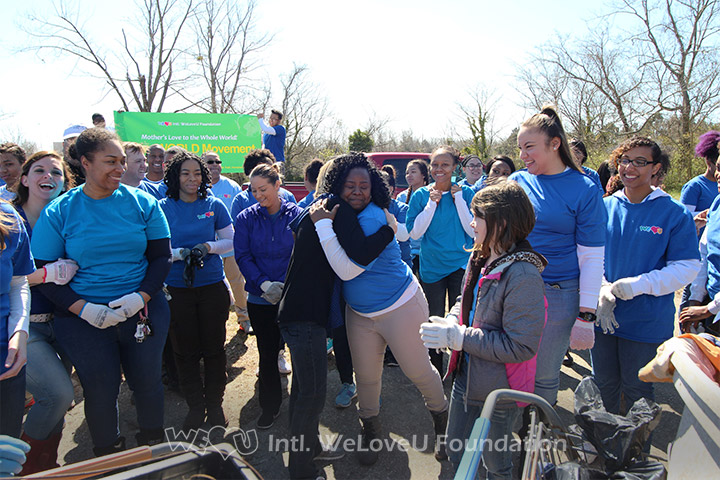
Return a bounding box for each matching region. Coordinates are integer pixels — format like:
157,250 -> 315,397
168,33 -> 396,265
681,175 -> 718,236
704,196 -> 720,299
582,166 -> 603,192
138,179 -> 167,200
603,191 -> 699,343
406,185 -> 475,283
388,198 -> 412,267
458,178 -> 481,192
160,196 -> 232,288
509,168 -> 607,282
230,186 -> 296,220
1,202 -> 35,373
297,190 -> 315,209
343,203 -> 413,313
17,207 -> 54,315
397,189 -> 422,258
31,184 -> 171,304
263,125 -> 286,163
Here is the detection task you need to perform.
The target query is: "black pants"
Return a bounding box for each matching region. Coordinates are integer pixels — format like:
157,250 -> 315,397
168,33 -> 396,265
420,268 -> 465,374
168,281 -> 230,409
248,302 -> 283,415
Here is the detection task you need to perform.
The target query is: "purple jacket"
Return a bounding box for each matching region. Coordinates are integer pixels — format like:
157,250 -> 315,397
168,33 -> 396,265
234,199 -> 302,296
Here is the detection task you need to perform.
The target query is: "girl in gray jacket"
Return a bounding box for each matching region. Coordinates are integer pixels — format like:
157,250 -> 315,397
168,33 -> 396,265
420,181 -> 547,479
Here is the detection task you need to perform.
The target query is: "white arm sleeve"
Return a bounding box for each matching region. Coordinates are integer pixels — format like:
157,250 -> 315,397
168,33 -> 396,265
626,259 -> 702,297
690,228 -> 709,301
453,191 -> 474,238
8,276 -> 30,337
396,223 -> 410,242
314,219 -> 365,281
577,245 -> 605,310
207,224 -> 234,255
409,199 -> 437,240
258,118 -> 276,135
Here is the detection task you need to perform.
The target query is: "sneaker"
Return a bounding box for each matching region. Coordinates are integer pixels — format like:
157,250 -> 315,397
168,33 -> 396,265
256,367 -> 260,377
326,338 -> 334,355
278,350 -> 292,375
239,319 -> 253,335
335,383 -> 357,408
257,410 -> 280,430
314,444 -> 345,461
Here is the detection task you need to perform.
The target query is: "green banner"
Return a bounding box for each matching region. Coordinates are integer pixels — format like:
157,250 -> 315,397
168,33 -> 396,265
113,111 -> 261,172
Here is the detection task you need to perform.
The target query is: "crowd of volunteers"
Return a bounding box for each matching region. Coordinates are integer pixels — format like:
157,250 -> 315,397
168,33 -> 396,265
1,107 -> 718,480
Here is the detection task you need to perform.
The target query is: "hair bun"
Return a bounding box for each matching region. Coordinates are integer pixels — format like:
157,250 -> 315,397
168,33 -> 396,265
540,105 -> 559,120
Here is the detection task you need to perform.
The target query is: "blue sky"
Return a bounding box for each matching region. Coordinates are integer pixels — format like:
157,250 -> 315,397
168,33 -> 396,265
0,0 -> 611,149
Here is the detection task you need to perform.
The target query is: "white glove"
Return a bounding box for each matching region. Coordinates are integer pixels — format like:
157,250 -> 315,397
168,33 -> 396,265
108,292 -> 145,318
260,281 -> 284,305
171,248 -> 191,262
610,277 -> 637,301
79,302 -> 127,329
595,285 -> 619,334
569,318 -> 595,350
43,259 -> 79,285
419,321 -> 466,351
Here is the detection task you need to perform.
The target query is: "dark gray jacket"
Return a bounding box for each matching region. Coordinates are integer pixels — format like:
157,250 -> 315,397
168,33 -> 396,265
447,244 -> 546,407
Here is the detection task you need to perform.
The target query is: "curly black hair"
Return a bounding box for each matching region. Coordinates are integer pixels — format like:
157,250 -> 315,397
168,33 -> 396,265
609,136 -> 670,178
163,151 -> 211,200
318,152 -> 391,209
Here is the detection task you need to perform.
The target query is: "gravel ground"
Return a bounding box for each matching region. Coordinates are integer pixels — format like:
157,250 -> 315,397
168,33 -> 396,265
52,312 -> 683,479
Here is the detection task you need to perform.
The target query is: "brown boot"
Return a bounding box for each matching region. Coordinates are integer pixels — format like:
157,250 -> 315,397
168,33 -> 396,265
431,409 -> 448,461
19,432 -> 62,475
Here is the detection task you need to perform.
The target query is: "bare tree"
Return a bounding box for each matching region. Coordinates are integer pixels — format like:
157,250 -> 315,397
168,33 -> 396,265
190,0 -> 272,114
24,0 -> 194,112
617,0 -> 720,174
280,64 -> 330,163
455,87 -> 500,158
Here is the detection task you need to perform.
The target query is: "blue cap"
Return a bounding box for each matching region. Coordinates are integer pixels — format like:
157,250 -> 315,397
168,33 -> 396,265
63,124 -> 88,140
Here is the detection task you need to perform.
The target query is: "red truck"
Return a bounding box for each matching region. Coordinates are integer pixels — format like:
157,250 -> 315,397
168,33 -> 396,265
284,152 -> 431,201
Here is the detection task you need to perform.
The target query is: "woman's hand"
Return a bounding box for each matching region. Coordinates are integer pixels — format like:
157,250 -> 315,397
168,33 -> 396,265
429,186 -> 442,204
43,258 -> 79,285
309,199 -> 338,223
679,305 -> 713,333
695,209 -> 709,235
383,208 -> 398,234
0,331 -> 28,381
450,184 -> 461,196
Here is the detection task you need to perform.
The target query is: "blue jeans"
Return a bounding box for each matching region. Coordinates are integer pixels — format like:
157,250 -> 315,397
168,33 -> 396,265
25,321 -> 74,440
591,333 -> 660,414
54,293 -> 169,449
280,322 -> 328,480
446,379 -> 520,479
534,279 -> 579,405
0,366 -> 26,438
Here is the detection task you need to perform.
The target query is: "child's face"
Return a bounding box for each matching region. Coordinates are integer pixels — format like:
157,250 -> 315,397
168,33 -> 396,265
470,212 -> 487,245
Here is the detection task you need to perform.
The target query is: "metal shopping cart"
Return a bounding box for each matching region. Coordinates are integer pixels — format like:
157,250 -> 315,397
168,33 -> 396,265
454,389 -> 595,480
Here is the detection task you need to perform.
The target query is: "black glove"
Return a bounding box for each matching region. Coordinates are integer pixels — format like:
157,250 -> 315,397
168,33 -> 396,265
192,243 -> 209,260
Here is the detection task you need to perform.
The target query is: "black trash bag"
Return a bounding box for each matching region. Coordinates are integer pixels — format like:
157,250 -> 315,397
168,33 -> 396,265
609,460 -> 666,479
182,249 -> 205,287
574,377 -> 662,472
548,461 -> 607,479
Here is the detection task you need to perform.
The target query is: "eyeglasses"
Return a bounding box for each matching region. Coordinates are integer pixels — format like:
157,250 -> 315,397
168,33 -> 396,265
206,160 -> 222,165
618,156 -> 656,168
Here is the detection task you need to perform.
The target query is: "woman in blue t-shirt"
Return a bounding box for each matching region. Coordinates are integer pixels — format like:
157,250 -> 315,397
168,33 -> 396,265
509,106 -> 606,406
12,151 -> 77,474
0,201 -> 34,440
234,163 -> 302,430
160,152 -> 234,431
594,137 -> 700,413
406,146 -> 475,375
32,128 -> 172,455
311,153 -> 448,465
397,159 -> 429,275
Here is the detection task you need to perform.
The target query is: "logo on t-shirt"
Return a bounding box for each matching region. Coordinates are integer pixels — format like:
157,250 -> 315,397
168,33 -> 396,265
223,194 -> 231,198
639,225 -> 663,235
197,211 -> 215,220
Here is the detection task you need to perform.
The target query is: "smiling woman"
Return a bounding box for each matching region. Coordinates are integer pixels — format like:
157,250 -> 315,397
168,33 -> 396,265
31,127 -> 173,455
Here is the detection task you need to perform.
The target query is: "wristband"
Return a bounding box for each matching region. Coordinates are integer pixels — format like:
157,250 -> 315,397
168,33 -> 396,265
79,302 -> 88,316
42,266 -> 48,283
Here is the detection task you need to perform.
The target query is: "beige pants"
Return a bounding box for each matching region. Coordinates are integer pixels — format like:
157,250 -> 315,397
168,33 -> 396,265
223,256 -> 247,316
346,287 -> 448,418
